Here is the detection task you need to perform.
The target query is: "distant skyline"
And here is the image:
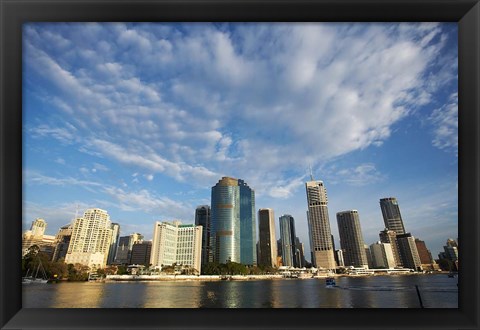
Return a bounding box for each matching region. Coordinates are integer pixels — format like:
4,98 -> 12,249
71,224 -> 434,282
23,22 -> 458,258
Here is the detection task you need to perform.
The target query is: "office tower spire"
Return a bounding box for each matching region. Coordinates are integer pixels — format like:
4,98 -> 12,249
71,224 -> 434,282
380,197 -> 406,235
305,179 -> 336,269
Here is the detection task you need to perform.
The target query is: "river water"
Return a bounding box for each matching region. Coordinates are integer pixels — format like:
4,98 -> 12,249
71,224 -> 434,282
22,274 -> 458,308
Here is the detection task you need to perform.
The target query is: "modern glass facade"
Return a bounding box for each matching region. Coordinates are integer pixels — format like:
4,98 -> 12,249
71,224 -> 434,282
211,177 -> 256,265
279,214 -> 296,267
195,205 -> 211,266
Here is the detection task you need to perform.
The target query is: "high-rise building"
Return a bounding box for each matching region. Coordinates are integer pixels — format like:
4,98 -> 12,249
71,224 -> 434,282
195,205 -> 211,266
379,197 -> 406,235
364,244 -> 374,269
336,210 -> 369,268
150,221 -> 202,274
211,177 -> 256,265
107,223 -> 120,265
305,180 -> 336,269
22,218 -> 56,258
279,214 -> 297,267
335,249 -> 345,267
370,241 -> 396,268
258,208 -> 277,268
130,241 -> 152,266
396,233 -> 422,271
379,228 -> 402,267
295,237 -> 306,268
52,224 -> 73,262
65,208 -> 113,269
414,238 -> 434,265
114,233 -> 144,264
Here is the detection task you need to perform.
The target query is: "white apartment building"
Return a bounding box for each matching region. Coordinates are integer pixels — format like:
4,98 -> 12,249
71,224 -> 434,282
150,221 -> 202,274
65,208 -> 113,270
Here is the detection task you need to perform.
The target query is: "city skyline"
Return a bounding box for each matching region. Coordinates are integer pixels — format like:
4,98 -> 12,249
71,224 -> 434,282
23,22 -> 458,257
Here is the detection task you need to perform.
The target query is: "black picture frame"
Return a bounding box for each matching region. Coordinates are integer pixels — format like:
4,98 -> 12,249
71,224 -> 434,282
1,0 -> 478,329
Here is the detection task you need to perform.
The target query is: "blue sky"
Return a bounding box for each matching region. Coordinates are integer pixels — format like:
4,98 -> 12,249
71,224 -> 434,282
22,22 -> 458,259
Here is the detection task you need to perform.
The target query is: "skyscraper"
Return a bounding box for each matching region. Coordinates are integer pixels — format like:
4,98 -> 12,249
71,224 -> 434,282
210,177 -> 256,265
107,223 -> 120,265
396,233 -> 422,271
279,214 -> 297,267
370,241 -> 396,269
114,233 -> 144,264
336,210 -> 369,268
65,208 -> 113,269
305,180 -> 336,269
258,208 -> 277,268
195,205 -> 211,266
380,197 -> 406,235
130,241 -> 152,266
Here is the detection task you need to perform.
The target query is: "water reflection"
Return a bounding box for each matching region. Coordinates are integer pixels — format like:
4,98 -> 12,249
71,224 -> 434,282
23,275 -> 458,308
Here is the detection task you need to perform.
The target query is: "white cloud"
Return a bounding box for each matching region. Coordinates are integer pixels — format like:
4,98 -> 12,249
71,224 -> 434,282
429,93 -> 458,153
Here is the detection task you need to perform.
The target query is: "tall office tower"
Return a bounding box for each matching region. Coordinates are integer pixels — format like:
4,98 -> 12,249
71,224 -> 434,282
379,228 -> 402,267
211,177 -> 256,265
414,238 -> 434,265
279,215 -> 297,267
305,180 -> 336,269
150,221 -> 202,274
115,233 -> 144,264
107,223 -> 120,265
65,208 -> 113,269
396,233 -> 422,271
336,210 -> 369,268
52,224 -> 73,262
379,197 -> 406,235
130,241 -> 152,266
238,179 -> 257,266
195,205 -> 211,266
295,237 -> 306,268
258,208 -> 277,268
370,241 -> 396,268
442,240 -> 459,262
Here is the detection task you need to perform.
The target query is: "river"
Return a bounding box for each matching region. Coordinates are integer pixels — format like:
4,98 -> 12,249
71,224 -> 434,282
22,274 -> 458,308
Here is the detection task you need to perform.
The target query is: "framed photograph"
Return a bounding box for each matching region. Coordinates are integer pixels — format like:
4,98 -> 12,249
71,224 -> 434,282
1,0 -> 479,329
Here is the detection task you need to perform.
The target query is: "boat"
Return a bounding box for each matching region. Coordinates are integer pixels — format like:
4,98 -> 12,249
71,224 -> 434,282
325,277 -> 336,288
22,260 -> 49,284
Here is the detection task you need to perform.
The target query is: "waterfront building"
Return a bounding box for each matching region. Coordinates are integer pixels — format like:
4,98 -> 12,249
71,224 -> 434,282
379,197 -> 406,235
335,249 -> 345,267
150,221 -> 202,274
370,241 -> 396,269
52,224 -> 73,262
258,208 -> 278,268
279,214 -> 297,267
295,237 -> 306,268
365,244 -> 374,269
130,241 -> 152,266
114,233 -> 144,264
211,177 -> 256,265
107,223 -> 120,265
379,228 -> 403,267
305,179 -> 336,269
396,233 -> 422,271
414,238 -> 434,264
443,240 -> 459,262
22,218 -> 56,258
65,208 -> 113,269
195,205 -> 211,266
336,210 -> 369,268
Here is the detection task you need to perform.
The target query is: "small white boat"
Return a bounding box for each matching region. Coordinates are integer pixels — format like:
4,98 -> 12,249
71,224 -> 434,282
325,277 -> 336,288
22,260 -> 49,284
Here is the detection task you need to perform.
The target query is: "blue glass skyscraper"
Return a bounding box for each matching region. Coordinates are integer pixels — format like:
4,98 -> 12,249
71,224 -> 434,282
211,177 -> 256,265
279,214 -> 297,267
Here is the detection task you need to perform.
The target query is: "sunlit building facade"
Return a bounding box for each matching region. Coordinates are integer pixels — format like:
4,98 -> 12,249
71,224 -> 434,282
305,180 -> 336,269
